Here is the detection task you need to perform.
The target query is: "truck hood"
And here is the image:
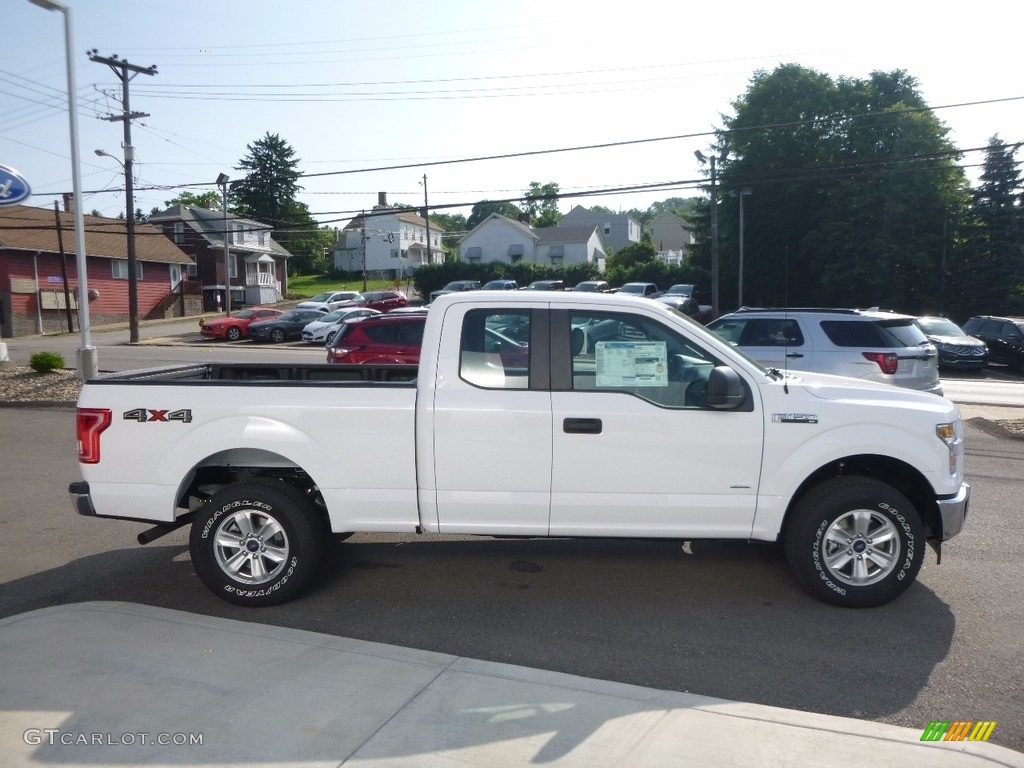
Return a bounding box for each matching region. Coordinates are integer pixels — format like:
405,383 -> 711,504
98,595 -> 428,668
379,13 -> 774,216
783,370 -> 954,413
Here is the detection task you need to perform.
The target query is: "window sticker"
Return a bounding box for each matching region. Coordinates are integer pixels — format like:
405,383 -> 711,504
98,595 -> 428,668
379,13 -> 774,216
595,341 -> 668,387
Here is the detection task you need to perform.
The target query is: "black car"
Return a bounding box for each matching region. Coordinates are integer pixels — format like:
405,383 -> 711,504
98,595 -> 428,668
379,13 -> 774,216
248,309 -> 327,343
430,280 -> 481,303
915,316 -> 988,372
962,315 -> 1024,372
525,280 -> 566,291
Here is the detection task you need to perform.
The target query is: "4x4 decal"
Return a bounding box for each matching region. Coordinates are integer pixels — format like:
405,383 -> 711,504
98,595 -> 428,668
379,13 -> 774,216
123,408 -> 192,423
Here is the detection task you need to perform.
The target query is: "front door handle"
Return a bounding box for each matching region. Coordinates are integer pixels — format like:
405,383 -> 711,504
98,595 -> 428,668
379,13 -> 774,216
786,352 -> 804,358
564,418 -> 602,434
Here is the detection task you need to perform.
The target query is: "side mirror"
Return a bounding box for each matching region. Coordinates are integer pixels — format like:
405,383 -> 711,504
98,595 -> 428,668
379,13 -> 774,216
706,366 -> 746,410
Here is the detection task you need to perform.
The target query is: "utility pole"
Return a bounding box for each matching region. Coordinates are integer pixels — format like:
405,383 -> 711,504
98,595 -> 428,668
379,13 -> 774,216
360,212 -> 368,291
695,147 -> 728,319
421,174 -> 432,265
89,51 -> 157,343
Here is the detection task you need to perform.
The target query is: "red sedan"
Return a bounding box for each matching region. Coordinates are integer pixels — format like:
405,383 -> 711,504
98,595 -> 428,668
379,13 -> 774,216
200,307 -> 284,341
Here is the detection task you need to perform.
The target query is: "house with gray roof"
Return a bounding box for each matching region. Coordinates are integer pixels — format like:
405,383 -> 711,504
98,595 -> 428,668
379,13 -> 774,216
558,205 -> 641,254
459,214 -> 606,270
148,205 -> 291,311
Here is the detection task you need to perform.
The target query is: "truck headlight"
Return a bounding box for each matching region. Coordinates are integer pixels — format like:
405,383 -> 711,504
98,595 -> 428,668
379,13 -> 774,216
936,422 -> 961,475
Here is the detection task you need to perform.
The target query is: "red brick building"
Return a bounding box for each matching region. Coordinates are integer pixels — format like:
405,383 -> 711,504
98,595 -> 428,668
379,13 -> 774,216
0,204 -> 194,338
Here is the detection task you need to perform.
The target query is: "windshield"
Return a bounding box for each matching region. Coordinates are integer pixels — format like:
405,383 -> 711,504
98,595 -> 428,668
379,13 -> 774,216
620,284 -> 646,294
232,309 -> 255,319
918,318 -> 964,336
308,292 -> 333,302
319,310 -> 346,322
666,284 -> 694,295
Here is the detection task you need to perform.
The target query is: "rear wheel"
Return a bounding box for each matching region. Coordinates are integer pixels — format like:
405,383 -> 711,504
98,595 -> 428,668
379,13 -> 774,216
189,479 -> 324,606
783,477 -> 925,608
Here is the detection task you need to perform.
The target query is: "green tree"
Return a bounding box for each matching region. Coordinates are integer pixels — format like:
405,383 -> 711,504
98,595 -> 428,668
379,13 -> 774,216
523,181 -> 561,227
161,190 -> 221,210
467,200 -> 522,230
710,64 -> 967,314
956,137 -> 1024,315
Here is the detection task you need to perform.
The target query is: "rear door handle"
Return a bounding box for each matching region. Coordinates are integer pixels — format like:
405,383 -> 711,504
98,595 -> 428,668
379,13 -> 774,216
786,352 -> 804,358
563,418 -> 602,434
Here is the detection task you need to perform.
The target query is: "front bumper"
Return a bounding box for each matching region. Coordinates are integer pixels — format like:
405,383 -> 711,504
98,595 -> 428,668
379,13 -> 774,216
937,482 -> 970,540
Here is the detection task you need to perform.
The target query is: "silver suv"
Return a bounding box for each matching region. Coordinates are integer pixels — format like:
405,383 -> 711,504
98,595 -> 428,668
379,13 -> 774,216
707,308 -> 942,394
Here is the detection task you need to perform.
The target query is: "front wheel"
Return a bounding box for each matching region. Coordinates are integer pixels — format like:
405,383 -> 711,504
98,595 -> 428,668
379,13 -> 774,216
325,330 -> 337,345
783,477 -> 925,608
270,328 -> 286,344
189,479 -> 324,606
226,326 -> 242,342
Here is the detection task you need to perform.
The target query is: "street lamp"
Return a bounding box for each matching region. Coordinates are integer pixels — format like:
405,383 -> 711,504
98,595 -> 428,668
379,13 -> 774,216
95,147 -> 139,342
29,0 -> 98,379
730,187 -> 752,307
216,173 -> 231,314
695,147 -> 728,319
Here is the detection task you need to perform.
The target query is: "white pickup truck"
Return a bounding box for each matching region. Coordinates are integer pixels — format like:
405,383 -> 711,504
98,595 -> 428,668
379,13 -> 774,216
69,292 -> 970,608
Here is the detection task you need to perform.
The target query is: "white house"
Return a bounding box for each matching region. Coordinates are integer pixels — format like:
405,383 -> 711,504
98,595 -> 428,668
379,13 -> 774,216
558,205 -> 641,253
459,214 -> 606,270
331,193 -> 445,277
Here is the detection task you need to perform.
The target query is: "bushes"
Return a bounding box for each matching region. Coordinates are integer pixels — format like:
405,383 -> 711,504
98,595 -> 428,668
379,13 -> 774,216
29,352 -> 65,373
412,260 -> 603,300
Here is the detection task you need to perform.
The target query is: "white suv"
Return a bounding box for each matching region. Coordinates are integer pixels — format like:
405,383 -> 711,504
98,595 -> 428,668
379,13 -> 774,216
707,308 -> 942,394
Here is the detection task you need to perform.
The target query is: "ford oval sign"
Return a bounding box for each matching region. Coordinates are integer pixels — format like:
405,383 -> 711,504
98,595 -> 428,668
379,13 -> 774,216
0,164 -> 31,206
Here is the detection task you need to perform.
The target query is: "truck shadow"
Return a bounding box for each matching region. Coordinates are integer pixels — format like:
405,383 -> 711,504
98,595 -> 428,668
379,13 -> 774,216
0,533 -> 955,726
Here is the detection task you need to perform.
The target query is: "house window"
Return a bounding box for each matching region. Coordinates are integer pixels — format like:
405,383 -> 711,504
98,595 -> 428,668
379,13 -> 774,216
465,246 -> 482,260
508,244 -> 524,257
511,254 -> 523,264
234,224 -> 245,245
603,223 -> 611,236
112,260 -> 143,280
549,245 -> 564,264
186,262 -> 198,277
391,249 -> 399,258
228,255 -> 238,279
173,222 -> 184,244
258,231 -> 266,246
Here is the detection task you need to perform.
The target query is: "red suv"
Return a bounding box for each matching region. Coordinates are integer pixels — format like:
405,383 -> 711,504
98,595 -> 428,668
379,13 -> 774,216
326,313 -> 425,365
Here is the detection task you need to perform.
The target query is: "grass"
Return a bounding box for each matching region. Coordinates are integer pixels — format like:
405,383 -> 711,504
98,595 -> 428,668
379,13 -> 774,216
286,274 -> 396,298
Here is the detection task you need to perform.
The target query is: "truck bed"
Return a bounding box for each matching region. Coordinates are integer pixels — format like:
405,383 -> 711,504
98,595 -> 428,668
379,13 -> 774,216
89,362 -> 419,385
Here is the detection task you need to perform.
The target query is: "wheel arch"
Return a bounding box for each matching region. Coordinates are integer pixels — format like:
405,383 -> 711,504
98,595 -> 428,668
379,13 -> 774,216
174,448 -> 330,532
782,454 -> 941,541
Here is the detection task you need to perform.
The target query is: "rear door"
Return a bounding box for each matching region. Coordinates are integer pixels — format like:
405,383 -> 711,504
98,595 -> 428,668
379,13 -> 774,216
717,317 -> 810,371
427,305 -> 553,535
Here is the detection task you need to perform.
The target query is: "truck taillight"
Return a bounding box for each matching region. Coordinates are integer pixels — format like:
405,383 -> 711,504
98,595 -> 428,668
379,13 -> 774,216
862,352 -> 899,375
77,408 -> 111,464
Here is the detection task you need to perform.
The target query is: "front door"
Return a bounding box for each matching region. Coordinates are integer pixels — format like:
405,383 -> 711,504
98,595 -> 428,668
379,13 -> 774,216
549,309 -> 763,538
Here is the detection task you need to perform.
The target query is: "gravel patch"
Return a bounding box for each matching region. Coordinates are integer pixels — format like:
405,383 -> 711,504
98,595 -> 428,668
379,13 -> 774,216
0,365 -> 83,405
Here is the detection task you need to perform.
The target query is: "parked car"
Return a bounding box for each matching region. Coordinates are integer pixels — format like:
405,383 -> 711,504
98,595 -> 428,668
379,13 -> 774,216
914,316 -> 989,372
326,313 -> 427,364
295,291 -> 361,312
199,307 -> 283,341
481,279 -> 519,291
333,290 -> 409,313
301,307 -> 380,345
962,315 -> 1024,372
618,282 -> 661,298
248,309 -> 328,343
573,280 -> 611,293
525,280 -> 567,291
707,308 -> 942,394
658,284 -> 713,323
430,280 -> 481,303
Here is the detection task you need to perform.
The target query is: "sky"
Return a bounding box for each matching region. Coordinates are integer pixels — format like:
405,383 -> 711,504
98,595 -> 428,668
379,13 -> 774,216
4,0 -> 1022,236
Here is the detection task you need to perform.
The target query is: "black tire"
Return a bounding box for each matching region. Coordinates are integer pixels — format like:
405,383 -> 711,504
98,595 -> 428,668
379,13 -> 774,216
270,328 -> 286,344
783,477 -> 925,608
189,479 -> 324,606
325,330 -> 337,345
226,326 -> 242,342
